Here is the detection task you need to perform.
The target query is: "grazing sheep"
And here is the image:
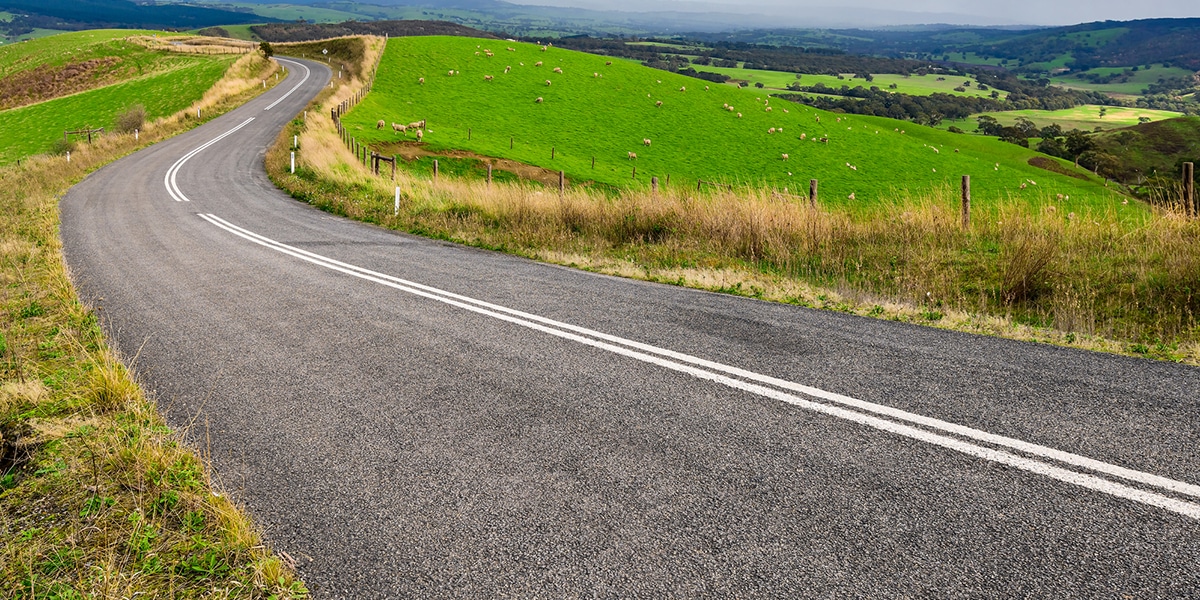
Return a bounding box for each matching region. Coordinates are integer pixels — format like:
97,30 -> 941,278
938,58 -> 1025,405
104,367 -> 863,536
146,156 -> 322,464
1020,183 -> 1027,189
628,152 -> 637,160
1056,194 -> 1064,200
656,101 -> 663,107
800,133 -> 806,140
768,128 -> 776,134
765,106 -> 772,112
723,103 -> 729,109
377,119 -> 385,129
535,97 -> 543,103
778,127 -> 783,132
507,47 -> 515,51
643,138 -> 651,146
553,66 -> 563,73
850,165 -> 857,171
783,108 -> 789,113
542,46 -> 548,52
705,86 -> 709,90
781,153 -> 789,161
448,70 -> 454,76
819,137 -> 828,143
416,130 -> 424,141
504,66 -> 511,73
606,61 -> 612,65
484,75 -> 494,81
418,77 -> 425,84
737,113 -> 742,118
546,80 -> 552,86
593,72 -> 599,77
848,193 -> 856,200
392,123 -> 407,133
535,61 -> 543,67
680,86 -> 686,92
726,106 -> 734,112
816,116 -> 820,123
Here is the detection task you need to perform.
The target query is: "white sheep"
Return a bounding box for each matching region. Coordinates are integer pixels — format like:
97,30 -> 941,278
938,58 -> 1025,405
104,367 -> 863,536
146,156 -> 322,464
392,123 -> 407,133
507,47 -> 516,51
768,128 -> 776,134
504,66 -> 511,73
418,77 -> 425,84
605,61 -> 612,65
553,67 -> 563,73
737,112 -> 742,118
628,151 -> 638,160
656,100 -> 663,107
484,75 -> 494,81
416,130 -> 424,141
643,138 -> 651,146
535,61 -> 543,67
448,70 -> 455,76
376,119 -> 385,129
848,193 -> 856,200
765,106 -> 772,112
680,86 -> 686,92
781,153 -> 789,161
593,72 -> 599,78
535,97 -> 543,103
800,133 -> 806,140
546,80 -> 552,86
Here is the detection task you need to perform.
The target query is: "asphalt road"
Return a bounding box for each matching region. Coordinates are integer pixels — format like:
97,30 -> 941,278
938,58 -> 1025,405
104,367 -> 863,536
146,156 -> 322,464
61,58 -> 1200,598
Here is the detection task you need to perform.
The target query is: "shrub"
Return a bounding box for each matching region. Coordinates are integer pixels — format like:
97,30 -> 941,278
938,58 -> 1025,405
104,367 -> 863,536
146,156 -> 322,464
49,138 -> 76,155
114,104 -> 147,134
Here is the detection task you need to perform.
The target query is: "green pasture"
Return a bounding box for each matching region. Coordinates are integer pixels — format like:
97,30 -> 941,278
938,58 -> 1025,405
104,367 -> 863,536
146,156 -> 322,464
693,65 -> 1006,99
945,105 -> 1182,133
0,56 -> 234,164
938,52 -> 1009,67
221,2 -> 370,23
342,36 -> 1130,210
0,29 -> 182,78
1050,64 -> 1195,96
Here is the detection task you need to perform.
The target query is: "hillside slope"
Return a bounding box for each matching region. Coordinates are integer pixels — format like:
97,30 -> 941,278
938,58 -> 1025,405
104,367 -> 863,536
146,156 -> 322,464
343,36 -> 1130,209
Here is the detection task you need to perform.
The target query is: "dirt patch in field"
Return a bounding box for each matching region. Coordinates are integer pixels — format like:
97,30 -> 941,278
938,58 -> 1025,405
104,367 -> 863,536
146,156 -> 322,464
375,141 -> 571,187
0,57 -> 123,111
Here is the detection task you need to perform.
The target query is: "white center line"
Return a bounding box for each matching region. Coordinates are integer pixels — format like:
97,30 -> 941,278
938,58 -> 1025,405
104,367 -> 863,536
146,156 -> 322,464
164,118 -> 255,202
264,58 -> 311,112
199,213 -> 1200,520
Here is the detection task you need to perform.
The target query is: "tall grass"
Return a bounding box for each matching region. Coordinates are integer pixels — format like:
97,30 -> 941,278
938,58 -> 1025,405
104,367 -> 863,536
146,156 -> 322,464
270,44 -> 1200,363
1,52 -> 307,598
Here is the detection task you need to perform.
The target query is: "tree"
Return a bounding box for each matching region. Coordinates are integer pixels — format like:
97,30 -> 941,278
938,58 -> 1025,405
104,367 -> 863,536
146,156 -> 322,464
259,41 -> 274,59
1064,129 -> 1094,167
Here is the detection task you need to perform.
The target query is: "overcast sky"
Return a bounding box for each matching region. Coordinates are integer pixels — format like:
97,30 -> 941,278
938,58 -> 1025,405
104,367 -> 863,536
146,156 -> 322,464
503,0 -> 1199,26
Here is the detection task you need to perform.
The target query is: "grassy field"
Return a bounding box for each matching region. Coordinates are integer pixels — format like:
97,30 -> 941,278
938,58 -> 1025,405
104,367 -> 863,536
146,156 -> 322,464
222,1 -> 370,23
1,49 -> 307,598
342,36 -> 1127,211
0,29 -> 180,77
274,45 -> 1199,363
1049,64 -> 1196,96
944,105 -> 1182,133
0,31 -> 239,164
697,65 -> 1008,99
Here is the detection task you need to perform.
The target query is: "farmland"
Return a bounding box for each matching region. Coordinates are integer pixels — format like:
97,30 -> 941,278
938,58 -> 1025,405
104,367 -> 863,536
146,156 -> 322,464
342,36 -> 1126,210
0,30 -> 237,164
695,65 -> 1008,99
944,105 -> 1182,133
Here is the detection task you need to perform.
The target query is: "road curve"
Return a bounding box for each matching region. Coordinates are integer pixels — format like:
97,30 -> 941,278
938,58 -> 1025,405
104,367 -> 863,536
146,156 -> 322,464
62,58 -> 1200,597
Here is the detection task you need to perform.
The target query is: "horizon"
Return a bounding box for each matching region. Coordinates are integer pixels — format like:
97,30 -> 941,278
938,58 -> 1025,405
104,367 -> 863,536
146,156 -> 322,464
498,0 -> 1199,28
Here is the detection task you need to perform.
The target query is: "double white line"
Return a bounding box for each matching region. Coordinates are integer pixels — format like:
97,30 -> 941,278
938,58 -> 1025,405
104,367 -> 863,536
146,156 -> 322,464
199,213 -> 1200,520
164,118 -> 255,202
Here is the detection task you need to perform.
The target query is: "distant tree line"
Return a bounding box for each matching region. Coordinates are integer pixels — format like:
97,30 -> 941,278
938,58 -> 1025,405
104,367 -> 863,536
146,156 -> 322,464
251,20 -> 496,43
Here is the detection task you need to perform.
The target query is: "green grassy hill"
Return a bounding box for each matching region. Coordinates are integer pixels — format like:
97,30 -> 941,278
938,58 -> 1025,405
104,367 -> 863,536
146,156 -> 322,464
0,30 -> 236,164
344,37 -> 1131,211
1090,116 -> 1200,183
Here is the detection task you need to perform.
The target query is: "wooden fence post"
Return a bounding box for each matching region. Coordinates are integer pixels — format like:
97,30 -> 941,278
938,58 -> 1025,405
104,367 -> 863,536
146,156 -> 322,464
433,159 -> 439,181
651,176 -> 658,194
1185,162 -> 1195,217
632,166 -> 636,179
961,175 -> 971,229
591,156 -> 595,169
468,127 -> 471,140
698,179 -> 703,192
559,171 -> 565,195
487,163 -> 493,186
808,179 -> 818,208
551,146 -> 555,160
510,137 -> 513,149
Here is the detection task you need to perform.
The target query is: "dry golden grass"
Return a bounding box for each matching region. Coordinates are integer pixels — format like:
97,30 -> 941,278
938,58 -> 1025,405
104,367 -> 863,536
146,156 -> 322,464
1,52 -> 306,598
268,38 -> 1200,365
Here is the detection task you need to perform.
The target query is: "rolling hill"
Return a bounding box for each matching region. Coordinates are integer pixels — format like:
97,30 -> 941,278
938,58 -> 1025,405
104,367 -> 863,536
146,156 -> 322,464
341,36 -> 1131,210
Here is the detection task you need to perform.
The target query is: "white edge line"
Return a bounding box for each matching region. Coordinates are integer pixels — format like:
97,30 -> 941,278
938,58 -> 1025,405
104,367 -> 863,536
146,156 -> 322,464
164,118 -> 255,202
264,58 -> 311,112
198,213 -> 1200,520
202,214 -> 1200,501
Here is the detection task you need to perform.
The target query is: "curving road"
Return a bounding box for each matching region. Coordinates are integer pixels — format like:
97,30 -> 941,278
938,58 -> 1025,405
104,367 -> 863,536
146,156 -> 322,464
62,58 -> 1200,597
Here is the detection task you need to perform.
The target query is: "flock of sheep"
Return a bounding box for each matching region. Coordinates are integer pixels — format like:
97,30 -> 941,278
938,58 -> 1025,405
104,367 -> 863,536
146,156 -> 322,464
365,40 -> 1036,200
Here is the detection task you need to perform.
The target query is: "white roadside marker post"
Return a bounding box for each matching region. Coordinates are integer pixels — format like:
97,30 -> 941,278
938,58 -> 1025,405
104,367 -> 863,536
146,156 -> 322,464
394,187 -> 400,216
291,151 -> 295,174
